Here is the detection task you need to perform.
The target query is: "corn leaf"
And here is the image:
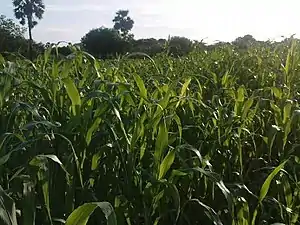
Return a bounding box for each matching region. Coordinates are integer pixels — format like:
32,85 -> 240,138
65,202 -> 117,225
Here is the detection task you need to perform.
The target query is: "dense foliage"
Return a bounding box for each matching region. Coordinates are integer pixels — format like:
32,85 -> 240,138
1,39 -> 300,225
0,15 -> 45,58
0,15 -> 27,53
81,27 -> 128,59
113,10 -> 134,40
168,36 -> 193,57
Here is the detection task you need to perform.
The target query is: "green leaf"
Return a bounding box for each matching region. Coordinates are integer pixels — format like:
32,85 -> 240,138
0,150 -> 17,167
139,142 -> 146,160
190,167 -> 220,183
221,71 -> 230,87
271,87 -> 282,99
283,177 -> 292,208
267,125 -> 280,157
187,199 -> 223,225
173,114 -> 182,141
55,134 -> 83,188
152,190 -> 165,212
133,73 -> 147,100
259,160 -> 288,203
188,166 -> 233,215
31,154 -> 69,176
283,120 -> 292,149
86,118 -> 102,146
270,102 -> 282,126
91,152 -> 102,171
157,91 -> 171,110
29,154 -> 69,225
0,185 -> 17,225
159,150 -> 175,179
113,107 -> 130,145
237,86 -> 245,102
0,133 -> 26,166
170,169 -> 188,180
154,122 -> 169,164
39,165 -> 51,224
65,202 -> 117,225
89,151 -> 103,187
242,98 -> 254,120
216,180 -> 234,217
180,78 -> 191,97
237,198 -> 250,225
63,77 -> 81,115
283,100 -> 292,124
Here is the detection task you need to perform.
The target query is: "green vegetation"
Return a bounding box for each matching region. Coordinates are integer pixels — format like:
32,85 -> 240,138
1,37 -> 300,225
81,27 -> 128,59
2,1 -> 300,225
0,15 -> 43,58
112,10 -> 134,40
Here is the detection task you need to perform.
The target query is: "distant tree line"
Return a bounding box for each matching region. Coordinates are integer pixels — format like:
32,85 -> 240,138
0,1 -> 298,60
0,15 -> 44,58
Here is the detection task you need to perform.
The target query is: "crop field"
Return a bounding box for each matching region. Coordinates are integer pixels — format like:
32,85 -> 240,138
1,40 -> 300,225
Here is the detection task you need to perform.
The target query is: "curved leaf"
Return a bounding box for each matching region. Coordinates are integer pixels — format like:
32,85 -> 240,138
65,202 -> 117,225
259,160 -> 288,202
159,149 -> 175,180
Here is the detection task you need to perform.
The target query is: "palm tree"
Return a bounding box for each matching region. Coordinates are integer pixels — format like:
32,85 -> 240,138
13,0 -> 45,60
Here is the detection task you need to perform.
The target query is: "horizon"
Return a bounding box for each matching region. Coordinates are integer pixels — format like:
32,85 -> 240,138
2,0 -> 300,44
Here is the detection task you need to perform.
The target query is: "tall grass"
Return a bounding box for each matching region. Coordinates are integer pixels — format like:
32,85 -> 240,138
1,40 -> 300,225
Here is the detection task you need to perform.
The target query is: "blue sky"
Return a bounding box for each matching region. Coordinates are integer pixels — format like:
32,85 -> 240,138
2,0 -> 300,44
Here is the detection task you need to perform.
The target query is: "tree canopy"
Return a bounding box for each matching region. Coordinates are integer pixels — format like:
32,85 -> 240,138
0,15 -> 27,53
168,36 -> 193,57
81,27 -> 126,59
232,34 -> 257,49
113,10 -> 134,40
0,14 -> 44,58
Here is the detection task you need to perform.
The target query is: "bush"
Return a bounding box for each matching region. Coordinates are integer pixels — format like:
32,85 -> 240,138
81,27 -> 128,59
168,36 -> 193,56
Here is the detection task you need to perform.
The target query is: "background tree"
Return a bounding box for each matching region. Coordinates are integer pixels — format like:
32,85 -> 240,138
192,39 -> 207,51
0,15 -> 26,53
81,27 -> 126,59
0,15 -> 26,38
13,0 -> 45,60
232,34 -> 257,49
0,15 -> 27,53
0,14 -> 44,58
132,38 -> 166,56
113,10 -> 134,40
167,36 -> 193,57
